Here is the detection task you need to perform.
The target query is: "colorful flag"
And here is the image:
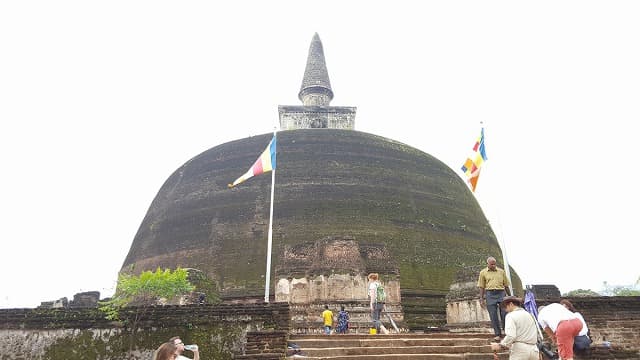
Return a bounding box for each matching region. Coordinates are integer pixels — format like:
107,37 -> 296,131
460,128 -> 487,192
228,135 -> 277,188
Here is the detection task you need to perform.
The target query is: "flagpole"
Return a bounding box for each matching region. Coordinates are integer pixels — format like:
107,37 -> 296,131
264,130 -> 277,303
492,216 -> 514,296
465,123 -> 513,295
474,195 -> 515,296
479,124 -> 514,295
496,217 -> 514,296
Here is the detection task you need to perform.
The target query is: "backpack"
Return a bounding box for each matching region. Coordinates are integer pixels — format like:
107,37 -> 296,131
338,311 -> 349,322
574,335 -> 592,351
375,282 -> 386,303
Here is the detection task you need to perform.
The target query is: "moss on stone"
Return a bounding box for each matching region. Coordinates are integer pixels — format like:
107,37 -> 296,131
122,129 -> 522,300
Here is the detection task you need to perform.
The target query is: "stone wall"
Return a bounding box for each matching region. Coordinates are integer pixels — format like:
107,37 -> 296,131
445,265 -> 493,332
446,298 -> 491,332
528,284 -> 561,298
274,236 -> 401,304
401,290 -> 447,330
275,274 -> 401,305
39,291 -> 101,309
0,303 -> 290,360
273,236 -> 404,332
278,105 -> 356,130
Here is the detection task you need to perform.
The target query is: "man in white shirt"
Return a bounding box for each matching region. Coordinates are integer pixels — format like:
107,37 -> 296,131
537,303 -> 583,360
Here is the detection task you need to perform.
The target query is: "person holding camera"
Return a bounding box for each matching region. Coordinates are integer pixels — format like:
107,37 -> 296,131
490,296 -> 539,360
537,303 -> 583,360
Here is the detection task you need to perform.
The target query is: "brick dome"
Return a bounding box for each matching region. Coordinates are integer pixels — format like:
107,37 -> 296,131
121,129 -> 520,297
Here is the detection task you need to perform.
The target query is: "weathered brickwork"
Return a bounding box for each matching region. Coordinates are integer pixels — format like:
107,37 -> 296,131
39,291 -> 101,309
445,265 -> 515,332
401,290 -> 448,329
273,236 -> 403,332
274,236 -> 400,304
0,303 -> 290,360
234,330 -> 289,360
278,105 -> 356,130
529,284 -> 561,298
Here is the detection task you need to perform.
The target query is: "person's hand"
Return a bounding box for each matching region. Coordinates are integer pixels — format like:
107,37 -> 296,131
489,342 -> 501,351
480,298 -> 487,308
190,345 -> 200,360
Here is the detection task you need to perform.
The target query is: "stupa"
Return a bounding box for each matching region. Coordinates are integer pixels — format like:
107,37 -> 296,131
121,34 -> 521,323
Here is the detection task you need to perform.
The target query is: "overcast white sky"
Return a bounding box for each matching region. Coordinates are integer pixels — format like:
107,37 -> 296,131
1,1 -> 639,308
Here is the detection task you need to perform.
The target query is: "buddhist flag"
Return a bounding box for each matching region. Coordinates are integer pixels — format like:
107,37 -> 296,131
460,128 -> 487,192
228,135 -> 277,188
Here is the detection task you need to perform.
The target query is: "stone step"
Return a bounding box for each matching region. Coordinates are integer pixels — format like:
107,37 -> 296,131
287,333 -> 508,359
301,345 -> 499,356
288,353 -> 508,360
290,337 -> 493,347
292,356 -> 508,360
236,353 -> 285,359
291,333 -> 496,340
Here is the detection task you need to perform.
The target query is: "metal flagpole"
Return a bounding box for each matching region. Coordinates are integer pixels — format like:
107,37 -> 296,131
479,123 -> 514,295
264,130 -> 277,303
495,216 -> 514,296
480,201 -> 515,295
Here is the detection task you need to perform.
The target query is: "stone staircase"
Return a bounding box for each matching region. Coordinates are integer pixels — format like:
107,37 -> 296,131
287,332 -> 509,359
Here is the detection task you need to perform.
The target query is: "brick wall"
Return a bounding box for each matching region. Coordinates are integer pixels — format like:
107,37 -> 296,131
0,302 -> 290,360
403,290 -> 447,330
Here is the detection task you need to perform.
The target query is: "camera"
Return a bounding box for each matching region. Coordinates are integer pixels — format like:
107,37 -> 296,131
537,342 -> 559,360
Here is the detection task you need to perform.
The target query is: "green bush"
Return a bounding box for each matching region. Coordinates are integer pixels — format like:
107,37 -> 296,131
100,267 -> 195,320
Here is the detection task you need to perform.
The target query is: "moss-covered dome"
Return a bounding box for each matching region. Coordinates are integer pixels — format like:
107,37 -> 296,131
122,129 -> 520,297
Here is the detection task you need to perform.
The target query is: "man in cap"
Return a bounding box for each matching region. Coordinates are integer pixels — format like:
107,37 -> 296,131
490,296 -> 539,359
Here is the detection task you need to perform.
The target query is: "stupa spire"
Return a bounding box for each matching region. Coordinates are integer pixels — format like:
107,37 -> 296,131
278,33 -> 356,130
298,33 -> 334,106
